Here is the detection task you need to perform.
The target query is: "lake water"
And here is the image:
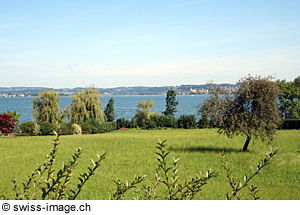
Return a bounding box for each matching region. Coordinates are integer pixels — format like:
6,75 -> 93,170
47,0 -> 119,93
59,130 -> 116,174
0,95 -> 209,123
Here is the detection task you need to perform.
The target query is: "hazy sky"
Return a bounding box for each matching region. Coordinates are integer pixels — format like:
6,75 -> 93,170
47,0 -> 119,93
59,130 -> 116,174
1,0 -> 299,88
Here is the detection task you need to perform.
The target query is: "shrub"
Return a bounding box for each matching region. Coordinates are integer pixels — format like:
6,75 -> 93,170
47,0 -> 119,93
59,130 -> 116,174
133,115 -> 178,130
19,121 -> 40,136
98,122 -> 116,133
145,118 -> 157,129
198,117 -> 211,128
116,118 -> 131,129
39,122 -> 58,136
71,124 -> 82,135
221,149 -> 277,200
281,119 -> 300,129
81,119 -> 101,134
81,119 -> 116,134
162,115 -> 178,128
145,115 -> 178,129
0,113 -> 16,135
61,122 -> 72,135
177,114 -> 197,129
6,110 -> 21,132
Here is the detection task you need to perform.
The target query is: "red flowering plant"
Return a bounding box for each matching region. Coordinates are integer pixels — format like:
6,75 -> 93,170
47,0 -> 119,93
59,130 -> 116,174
0,113 -> 16,135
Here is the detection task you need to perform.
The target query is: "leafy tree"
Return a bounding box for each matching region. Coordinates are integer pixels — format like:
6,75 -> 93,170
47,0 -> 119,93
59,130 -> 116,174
277,79 -> 300,119
68,88 -> 105,125
177,114 -> 197,129
198,86 -> 225,128
104,97 -> 115,122
134,99 -> 155,128
32,90 -> 61,124
199,76 -> 281,151
0,113 -> 16,134
163,89 -> 178,116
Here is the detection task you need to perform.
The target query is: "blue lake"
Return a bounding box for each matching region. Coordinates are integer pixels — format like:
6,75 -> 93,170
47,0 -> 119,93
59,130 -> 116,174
0,95 -> 209,123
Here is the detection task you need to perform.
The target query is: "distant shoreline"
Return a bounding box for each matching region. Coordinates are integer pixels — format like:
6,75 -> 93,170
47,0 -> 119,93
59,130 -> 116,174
0,83 -> 236,97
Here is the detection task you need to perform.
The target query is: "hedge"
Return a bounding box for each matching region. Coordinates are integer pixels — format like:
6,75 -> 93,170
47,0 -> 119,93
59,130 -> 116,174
281,119 -> 300,129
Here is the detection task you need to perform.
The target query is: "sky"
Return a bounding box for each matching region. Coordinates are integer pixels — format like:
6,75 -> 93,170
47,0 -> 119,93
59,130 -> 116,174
0,0 -> 300,88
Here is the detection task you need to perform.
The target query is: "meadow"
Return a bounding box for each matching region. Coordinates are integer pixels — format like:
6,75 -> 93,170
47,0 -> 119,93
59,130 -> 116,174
0,129 -> 299,200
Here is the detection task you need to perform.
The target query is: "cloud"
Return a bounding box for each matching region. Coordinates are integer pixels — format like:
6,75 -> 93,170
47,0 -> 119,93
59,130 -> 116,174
1,46 -> 299,87
82,46 -> 300,85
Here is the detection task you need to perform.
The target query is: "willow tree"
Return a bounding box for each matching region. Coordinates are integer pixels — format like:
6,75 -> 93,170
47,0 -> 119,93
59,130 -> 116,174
68,88 -> 105,125
32,90 -> 61,124
199,76 -> 281,151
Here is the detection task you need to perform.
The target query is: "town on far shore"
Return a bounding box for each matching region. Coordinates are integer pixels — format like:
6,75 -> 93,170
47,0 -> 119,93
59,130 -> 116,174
0,84 -> 237,97
0,93 -> 26,98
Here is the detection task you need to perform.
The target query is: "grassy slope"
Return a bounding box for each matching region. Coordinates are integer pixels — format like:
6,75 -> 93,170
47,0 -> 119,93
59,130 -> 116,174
0,129 -> 299,200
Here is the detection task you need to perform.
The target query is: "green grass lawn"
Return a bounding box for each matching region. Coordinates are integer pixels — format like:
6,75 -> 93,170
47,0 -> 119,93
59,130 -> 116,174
0,129 -> 300,200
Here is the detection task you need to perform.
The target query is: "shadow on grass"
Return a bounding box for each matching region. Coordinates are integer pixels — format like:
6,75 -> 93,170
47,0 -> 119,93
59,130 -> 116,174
168,146 -> 251,153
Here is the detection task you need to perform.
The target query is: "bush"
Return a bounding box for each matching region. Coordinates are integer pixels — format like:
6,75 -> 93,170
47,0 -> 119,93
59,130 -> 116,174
177,114 -> 197,129
81,119 -> 101,134
116,118 -> 131,129
61,123 -> 82,135
0,113 -> 16,135
145,115 -> 177,129
98,122 -> 116,133
282,119 -> 300,129
162,115 -> 178,128
145,118 -> 157,129
198,117 -> 211,128
81,119 -> 116,134
71,124 -> 82,135
19,121 -> 40,136
39,122 -> 58,136
61,122 -> 72,135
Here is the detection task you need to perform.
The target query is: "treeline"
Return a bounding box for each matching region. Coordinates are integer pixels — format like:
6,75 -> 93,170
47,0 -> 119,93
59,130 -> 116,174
0,83 -> 234,96
1,75 -> 300,138
19,88 -> 201,135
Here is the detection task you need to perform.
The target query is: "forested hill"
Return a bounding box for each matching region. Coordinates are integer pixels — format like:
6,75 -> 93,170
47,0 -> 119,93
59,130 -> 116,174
0,83 -> 235,96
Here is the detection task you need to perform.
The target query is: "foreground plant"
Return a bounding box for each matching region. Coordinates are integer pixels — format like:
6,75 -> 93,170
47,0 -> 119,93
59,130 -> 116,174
1,132 -> 106,200
112,139 -> 215,200
221,149 -> 277,200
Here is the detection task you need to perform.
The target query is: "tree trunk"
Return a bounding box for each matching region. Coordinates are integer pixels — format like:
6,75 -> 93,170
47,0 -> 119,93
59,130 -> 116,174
243,136 -> 251,151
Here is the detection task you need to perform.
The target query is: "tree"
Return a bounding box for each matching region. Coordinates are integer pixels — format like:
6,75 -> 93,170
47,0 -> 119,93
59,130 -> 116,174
198,86 -> 225,128
0,113 -> 16,134
32,90 -> 61,124
104,97 -> 115,122
68,88 -> 105,125
199,76 -> 281,151
134,99 -> 154,127
163,89 -> 179,116
293,76 -> 300,89
277,79 -> 300,119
